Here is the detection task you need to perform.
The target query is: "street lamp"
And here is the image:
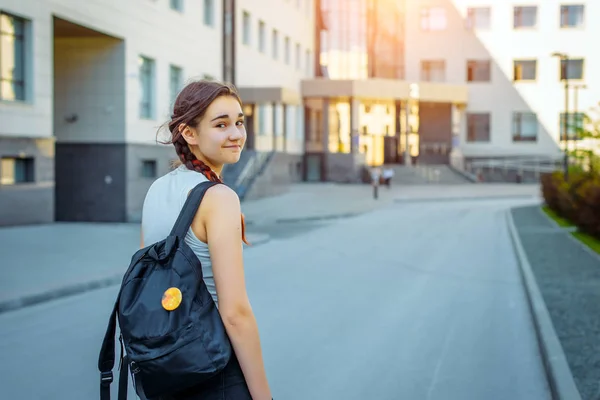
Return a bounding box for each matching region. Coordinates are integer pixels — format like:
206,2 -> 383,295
552,52 -> 570,181
572,84 -> 587,159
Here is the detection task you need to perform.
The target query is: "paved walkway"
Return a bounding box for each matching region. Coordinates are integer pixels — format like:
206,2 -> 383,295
242,182 -> 541,223
0,183 -> 540,313
0,195 -> 548,399
512,205 -> 600,400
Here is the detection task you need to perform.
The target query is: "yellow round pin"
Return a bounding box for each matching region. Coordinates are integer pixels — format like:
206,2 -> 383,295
161,287 -> 182,311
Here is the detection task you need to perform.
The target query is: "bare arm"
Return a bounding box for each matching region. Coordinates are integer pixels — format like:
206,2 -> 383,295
192,185 -> 271,400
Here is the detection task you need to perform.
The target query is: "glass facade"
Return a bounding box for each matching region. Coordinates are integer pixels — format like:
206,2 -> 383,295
308,0 -> 406,168
317,0 -> 404,80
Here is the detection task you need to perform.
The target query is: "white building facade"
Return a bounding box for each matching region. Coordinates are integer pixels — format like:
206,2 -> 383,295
404,0 -> 598,163
0,0 -> 315,225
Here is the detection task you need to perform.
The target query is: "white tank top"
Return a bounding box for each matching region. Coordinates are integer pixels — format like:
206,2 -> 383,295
141,165 -> 219,307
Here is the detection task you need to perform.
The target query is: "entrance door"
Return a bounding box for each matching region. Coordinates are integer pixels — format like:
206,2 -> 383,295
383,136 -> 398,164
305,154 -> 322,182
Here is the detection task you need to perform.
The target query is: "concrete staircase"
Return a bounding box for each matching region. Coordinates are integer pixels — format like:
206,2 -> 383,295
386,165 -> 475,185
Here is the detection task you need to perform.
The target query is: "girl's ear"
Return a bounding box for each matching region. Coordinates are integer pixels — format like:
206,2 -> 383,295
179,123 -> 198,146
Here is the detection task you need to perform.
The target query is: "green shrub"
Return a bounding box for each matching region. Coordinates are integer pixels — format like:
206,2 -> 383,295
574,176 -> 600,238
541,169 -> 600,240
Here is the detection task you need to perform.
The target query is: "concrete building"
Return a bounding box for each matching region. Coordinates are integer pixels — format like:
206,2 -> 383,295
403,0 -> 599,168
0,0 -> 314,225
303,0 -> 469,183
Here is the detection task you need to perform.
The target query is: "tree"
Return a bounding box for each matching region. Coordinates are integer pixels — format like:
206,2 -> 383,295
569,103 -> 600,173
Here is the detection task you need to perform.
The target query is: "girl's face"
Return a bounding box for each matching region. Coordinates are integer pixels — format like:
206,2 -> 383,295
181,95 -> 246,173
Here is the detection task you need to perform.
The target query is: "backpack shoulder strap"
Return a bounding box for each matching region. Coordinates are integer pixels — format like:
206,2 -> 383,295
170,181 -> 220,239
98,297 -> 119,400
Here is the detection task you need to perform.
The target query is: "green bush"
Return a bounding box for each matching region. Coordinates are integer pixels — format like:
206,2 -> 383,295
574,176 -> 600,238
540,171 -> 563,212
541,170 -> 600,240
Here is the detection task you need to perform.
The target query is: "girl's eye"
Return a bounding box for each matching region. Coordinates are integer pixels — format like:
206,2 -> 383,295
236,120 -> 245,126
216,123 -> 226,128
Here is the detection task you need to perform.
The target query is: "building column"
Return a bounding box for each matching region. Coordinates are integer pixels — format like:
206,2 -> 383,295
244,103 -> 256,150
394,100 -> 402,163
282,103 -> 288,153
271,102 -> 277,151
322,98 -> 330,181
403,100 -> 411,165
349,97 -> 359,154
450,103 -> 466,170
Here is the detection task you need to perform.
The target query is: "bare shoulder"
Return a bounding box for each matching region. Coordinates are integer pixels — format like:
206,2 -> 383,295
191,183 -> 241,242
201,183 -> 241,214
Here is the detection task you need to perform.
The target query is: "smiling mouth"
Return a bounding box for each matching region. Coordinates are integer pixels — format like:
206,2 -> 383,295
224,145 -> 241,149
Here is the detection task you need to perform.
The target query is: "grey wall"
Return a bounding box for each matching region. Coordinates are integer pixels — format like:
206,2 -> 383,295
245,152 -> 304,200
55,143 -> 126,222
0,137 -> 55,226
126,144 -> 178,222
53,37 -> 126,143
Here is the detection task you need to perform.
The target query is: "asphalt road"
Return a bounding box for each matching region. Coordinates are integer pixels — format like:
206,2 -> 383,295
0,197 -> 551,400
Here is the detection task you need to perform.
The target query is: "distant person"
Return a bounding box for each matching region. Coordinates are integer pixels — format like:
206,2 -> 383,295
382,167 -> 394,188
141,80 -> 272,400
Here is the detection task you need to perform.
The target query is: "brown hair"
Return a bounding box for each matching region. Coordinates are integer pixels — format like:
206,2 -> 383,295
158,80 -> 249,245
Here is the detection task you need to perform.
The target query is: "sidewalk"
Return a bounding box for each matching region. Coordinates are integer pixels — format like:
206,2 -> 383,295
242,182 -> 541,224
510,205 -> 600,400
0,182 -> 540,314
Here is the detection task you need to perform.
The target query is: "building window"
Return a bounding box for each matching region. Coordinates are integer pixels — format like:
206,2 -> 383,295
420,60 -> 445,82
467,60 -> 491,82
169,65 -> 182,106
560,113 -> 585,140
203,0 -> 214,26
513,60 -> 537,81
420,7 -> 447,31
141,160 -> 157,178
1,157 -> 34,185
560,59 -> 584,80
272,30 -> 278,59
138,56 -> 155,119
0,12 -> 27,101
466,7 -> 491,30
561,5 -> 584,28
284,36 -> 290,65
242,11 -> 251,45
513,112 -> 538,142
467,113 -> 491,142
169,0 -> 183,12
295,43 -> 301,69
514,6 -> 537,28
258,21 -> 266,53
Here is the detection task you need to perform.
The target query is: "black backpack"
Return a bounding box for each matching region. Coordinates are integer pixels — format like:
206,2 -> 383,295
98,181 -> 232,400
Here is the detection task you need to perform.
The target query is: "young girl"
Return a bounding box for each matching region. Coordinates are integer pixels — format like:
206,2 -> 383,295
141,80 -> 272,400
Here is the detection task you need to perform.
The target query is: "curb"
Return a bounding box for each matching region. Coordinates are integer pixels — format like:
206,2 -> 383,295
274,212 -> 361,224
0,274 -> 124,315
244,233 -> 271,247
394,194 -> 538,204
506,209 -> 582,400
0,233 -> 271,315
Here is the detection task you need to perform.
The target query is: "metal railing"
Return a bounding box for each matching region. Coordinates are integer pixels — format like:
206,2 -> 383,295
465,155 -> 564,181
234,151 -> 275,199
